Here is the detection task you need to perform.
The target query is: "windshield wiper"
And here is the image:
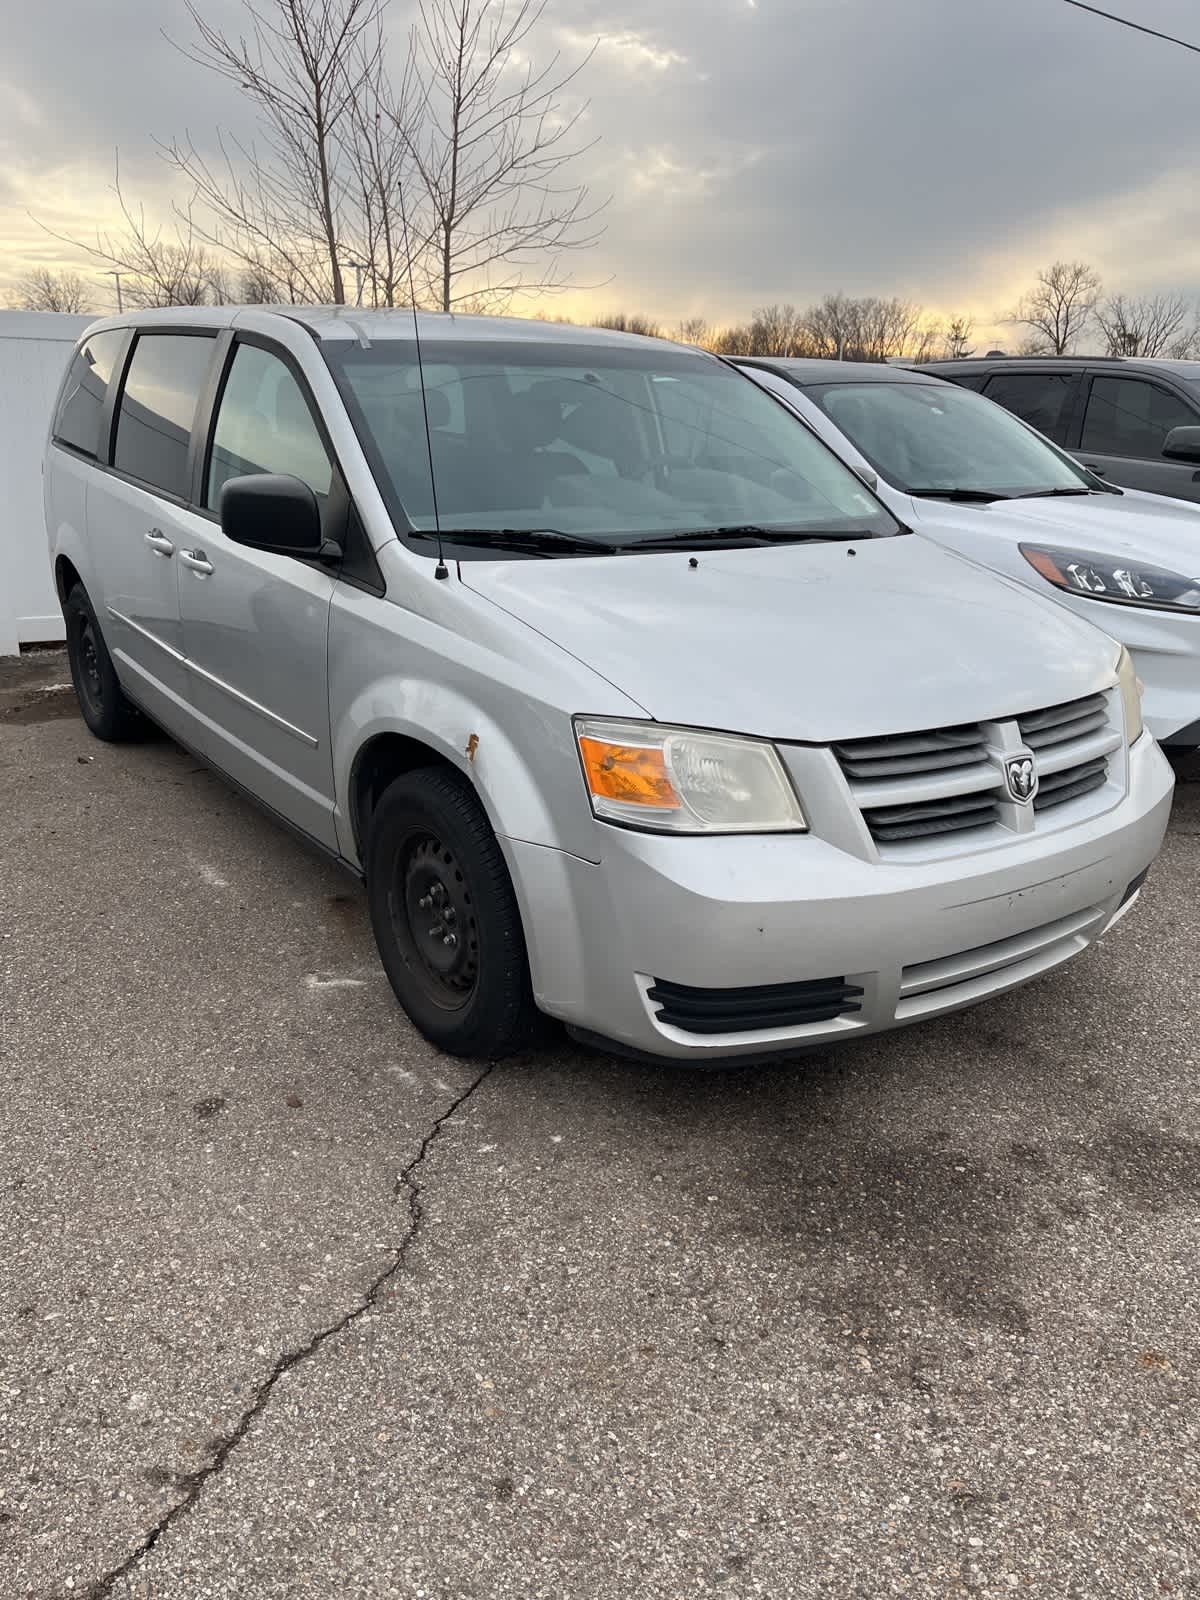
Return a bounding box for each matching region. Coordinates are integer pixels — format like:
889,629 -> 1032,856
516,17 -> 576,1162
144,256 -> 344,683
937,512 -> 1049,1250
909,487 -> 1013,503
623,525 -> 864,551
1013,487 -> 1093,499
410,527 -> 616,557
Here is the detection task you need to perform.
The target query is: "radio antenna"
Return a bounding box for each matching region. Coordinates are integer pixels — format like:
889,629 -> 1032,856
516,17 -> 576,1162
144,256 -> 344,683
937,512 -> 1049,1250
397,182 -> 447,579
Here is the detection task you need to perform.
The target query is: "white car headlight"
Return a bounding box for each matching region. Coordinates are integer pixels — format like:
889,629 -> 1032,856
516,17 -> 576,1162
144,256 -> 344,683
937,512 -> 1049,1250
1117,646 -> 1144,745
1020,543 -> 1200,614
574,718 -> 807,833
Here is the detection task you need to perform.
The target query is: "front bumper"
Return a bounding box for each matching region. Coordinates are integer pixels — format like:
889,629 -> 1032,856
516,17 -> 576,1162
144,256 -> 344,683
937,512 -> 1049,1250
504,733 -> 1174,1062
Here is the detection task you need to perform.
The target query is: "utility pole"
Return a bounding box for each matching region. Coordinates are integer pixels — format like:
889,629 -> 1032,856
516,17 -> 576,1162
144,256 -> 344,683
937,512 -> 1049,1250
346,260 -> 367,307
104,270 -> 124,312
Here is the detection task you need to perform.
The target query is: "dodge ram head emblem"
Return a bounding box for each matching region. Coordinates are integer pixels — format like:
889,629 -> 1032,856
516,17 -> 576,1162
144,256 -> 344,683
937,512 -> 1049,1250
1005,755 -> 1038,804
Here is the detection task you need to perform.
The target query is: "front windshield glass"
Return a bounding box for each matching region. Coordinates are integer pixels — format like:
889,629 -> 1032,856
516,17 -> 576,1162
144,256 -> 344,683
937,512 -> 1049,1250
325,338 -> 899,550
808,379 -> 1093,497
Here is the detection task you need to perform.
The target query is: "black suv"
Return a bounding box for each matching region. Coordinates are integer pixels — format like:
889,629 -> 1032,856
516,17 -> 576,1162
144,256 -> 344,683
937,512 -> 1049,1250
920,355 -> 1200,502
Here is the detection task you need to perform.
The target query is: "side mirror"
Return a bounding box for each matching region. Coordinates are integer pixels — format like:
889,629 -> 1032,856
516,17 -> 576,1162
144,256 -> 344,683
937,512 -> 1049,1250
854,464 -> 879,492
219,473 -> 325,556
1162,425 -> 1200,463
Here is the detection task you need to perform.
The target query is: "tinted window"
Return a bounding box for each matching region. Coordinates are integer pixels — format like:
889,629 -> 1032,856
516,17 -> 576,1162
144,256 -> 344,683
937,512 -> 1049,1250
983,373 -> 1076,439
328,339 -> 898,551
114,333 -> 215,497
207,343 -> 333,508
53,331 -> 126,457
1080,377 -> 1198,458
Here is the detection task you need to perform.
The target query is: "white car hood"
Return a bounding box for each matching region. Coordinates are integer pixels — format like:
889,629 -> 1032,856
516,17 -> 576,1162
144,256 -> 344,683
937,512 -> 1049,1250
461,534 -> 1119,743
912,487 -> 1200,571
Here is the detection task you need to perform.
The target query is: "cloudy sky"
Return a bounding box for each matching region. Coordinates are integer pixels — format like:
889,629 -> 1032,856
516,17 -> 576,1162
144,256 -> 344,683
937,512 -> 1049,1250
3,0 -> 1198,344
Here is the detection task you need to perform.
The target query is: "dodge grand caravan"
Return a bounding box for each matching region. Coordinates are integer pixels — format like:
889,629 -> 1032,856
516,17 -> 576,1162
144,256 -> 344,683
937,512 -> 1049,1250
45,308 -> 1174,1062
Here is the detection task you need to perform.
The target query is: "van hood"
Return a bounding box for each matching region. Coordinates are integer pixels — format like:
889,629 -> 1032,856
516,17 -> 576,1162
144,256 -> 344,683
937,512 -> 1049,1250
460,534 -> 1119,743
913,486 -> 1200,570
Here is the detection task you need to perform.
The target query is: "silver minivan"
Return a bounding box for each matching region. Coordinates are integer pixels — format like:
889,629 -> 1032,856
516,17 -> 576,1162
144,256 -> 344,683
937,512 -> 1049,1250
45,308 -> 1173,1062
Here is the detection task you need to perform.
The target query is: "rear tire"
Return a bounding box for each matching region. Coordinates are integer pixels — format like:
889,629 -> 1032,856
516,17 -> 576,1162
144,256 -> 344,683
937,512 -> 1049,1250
365,767 -> 540,1058
63,584 -> 144,742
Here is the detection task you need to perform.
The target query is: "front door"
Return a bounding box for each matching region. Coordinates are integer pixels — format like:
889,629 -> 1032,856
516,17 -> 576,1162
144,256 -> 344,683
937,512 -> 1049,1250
1077,373 -> 1200,501
178,338 -> 340,848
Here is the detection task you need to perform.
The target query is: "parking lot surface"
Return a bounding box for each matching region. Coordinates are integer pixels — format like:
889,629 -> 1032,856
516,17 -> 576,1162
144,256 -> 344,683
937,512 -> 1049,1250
3,649 -> 1200,1600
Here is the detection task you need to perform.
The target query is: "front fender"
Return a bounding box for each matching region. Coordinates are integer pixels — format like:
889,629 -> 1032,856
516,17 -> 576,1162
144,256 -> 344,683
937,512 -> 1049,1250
333,675 -> 599,867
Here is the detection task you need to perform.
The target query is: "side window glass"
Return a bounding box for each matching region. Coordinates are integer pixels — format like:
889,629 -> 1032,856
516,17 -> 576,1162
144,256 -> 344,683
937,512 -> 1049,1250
53,331 -> 126,458
114,334 -> 215,497
1080,378 -> 1197,459
983,373 -> 1075,439
207,344 -> 333,508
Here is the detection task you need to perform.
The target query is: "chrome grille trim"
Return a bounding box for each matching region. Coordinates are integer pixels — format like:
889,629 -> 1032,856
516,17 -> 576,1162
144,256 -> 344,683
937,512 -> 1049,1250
834,690 -> 1118,847
832,722 -> 985,781
1017,693 -> 1108,750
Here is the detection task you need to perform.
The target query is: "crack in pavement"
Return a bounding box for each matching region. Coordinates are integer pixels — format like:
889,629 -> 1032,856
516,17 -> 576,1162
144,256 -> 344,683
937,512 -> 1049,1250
86,1062 -> 498,1599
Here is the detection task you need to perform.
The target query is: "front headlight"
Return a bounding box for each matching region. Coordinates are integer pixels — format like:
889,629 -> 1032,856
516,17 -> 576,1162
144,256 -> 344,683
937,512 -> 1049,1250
574,718 -> 807,833
1020,543 -> 1200,614
1117,646 -> 1144,745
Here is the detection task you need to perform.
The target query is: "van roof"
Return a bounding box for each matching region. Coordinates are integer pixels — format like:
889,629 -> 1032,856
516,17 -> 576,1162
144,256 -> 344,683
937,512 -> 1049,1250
74,304 -> 692,352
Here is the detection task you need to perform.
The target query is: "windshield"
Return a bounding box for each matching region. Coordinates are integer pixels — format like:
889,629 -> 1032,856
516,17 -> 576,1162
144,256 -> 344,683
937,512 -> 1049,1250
325,339 -> 899,553
807,379 -> 1094,498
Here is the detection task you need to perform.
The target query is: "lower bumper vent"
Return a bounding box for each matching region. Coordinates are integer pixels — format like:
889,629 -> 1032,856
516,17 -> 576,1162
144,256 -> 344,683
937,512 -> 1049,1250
647,976 -> 864,1034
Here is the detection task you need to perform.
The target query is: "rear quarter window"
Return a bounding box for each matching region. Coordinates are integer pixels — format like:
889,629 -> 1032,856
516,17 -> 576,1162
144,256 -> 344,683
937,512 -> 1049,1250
53,331 -> 126,457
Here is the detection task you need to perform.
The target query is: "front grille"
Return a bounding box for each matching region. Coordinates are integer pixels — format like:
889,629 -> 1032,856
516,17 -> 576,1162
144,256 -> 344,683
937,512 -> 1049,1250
833,689 -> 1120,849
647,976 -> 863,1034
1017,693 -> 1108,750
1033,754 -> 1108,810
833,722 -> 986,780
861,792 -> 1000,843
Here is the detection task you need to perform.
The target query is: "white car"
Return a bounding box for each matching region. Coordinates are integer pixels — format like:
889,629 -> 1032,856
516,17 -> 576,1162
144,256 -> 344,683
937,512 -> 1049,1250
739,359 -> 1200,750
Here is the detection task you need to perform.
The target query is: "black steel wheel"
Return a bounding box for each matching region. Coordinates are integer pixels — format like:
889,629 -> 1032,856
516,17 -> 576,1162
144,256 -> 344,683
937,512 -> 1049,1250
63,584 -> 143,742
366,767 -> 539,1057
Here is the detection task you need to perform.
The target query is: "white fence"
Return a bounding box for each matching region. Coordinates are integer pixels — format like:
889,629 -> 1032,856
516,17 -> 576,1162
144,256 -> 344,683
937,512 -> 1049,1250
0,311 -> 93,654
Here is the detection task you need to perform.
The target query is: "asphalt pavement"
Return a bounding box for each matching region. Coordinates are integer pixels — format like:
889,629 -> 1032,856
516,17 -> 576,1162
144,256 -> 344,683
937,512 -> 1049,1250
3,649 -> 1199,1600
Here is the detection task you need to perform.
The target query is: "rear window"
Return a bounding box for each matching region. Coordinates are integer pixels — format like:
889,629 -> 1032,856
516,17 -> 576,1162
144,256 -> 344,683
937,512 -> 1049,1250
53,331 -> 126,458
114,333 -> 216,498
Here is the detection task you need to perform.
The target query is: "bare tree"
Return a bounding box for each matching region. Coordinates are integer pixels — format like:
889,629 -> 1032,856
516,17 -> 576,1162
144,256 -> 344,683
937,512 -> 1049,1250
12,267 -> 93,313
746,303 -> 817,357
161,0 -> 388,305
1009,260 -> 1100,355
345,18 -> 410,306
1094,292 -> 1191,357
592,311 -> 661,337
707,324 -> 755,357
942,314 -> 975,360
36,161 -> 229,307
906,318 -> 944,365
398,0 -> 605,312
798,294 -> 924,362
1168,323 -> 1200,359
674,316 -> 709,347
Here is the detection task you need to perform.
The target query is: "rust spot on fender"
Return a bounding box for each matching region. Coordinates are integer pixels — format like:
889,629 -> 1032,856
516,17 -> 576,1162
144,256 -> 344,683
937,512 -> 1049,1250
465,732 -> 480,763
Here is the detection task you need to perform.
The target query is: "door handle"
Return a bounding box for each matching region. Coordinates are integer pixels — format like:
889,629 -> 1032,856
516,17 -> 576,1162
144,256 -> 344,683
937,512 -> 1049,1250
144,529 -> 175,558
179,549 -> 214,577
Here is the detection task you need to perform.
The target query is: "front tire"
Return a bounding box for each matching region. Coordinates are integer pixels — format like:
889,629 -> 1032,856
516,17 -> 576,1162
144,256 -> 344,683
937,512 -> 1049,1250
63,584 -> 143,742
365,768 -> 539,1058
